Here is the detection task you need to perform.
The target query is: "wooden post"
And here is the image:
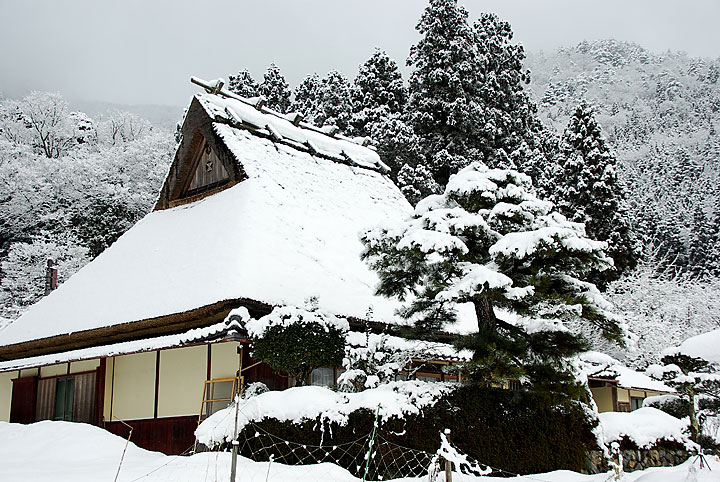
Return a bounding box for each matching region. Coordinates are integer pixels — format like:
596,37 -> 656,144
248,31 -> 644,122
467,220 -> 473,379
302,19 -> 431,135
230,345 -> 244,482
444,458 -> 452,482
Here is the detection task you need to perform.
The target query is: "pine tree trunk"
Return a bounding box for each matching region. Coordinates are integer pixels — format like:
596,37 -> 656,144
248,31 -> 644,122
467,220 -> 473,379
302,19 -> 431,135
474,296 -> 497,332
688,389 -> 699,442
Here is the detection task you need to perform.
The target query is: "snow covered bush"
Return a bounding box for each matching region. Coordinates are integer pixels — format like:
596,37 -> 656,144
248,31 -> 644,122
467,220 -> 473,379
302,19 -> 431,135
247,303 -> 348,386
361,161 -> 627,391
338,332 -> 413,392
647,330 -> 720,442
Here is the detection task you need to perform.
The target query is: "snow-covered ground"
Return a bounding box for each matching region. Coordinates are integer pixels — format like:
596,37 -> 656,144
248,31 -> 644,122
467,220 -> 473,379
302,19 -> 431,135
1,421 -> 717,482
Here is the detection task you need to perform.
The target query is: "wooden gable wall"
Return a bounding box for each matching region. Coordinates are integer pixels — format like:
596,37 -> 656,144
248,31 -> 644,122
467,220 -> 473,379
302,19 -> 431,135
155,97 -> 246,211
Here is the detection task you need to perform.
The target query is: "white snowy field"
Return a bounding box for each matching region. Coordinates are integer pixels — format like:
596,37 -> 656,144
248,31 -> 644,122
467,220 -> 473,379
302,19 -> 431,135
0,421 -> 717,482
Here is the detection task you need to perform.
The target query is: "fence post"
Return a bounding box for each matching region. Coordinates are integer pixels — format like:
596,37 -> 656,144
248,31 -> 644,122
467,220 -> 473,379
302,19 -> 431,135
444,430 -> 453,482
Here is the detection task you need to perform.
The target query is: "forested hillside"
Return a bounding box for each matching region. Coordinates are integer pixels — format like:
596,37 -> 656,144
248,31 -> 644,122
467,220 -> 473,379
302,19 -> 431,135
0,92 -> 175,322
525,41 -> 720,366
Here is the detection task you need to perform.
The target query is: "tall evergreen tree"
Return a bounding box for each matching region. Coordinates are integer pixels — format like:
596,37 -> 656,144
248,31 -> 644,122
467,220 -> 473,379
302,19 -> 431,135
317,70 -> 354,133
259,63 -> 292,113
405,1 -> 540,188
227,69 -> 260,98
361,162 -> 626,390
351,49 -> 407,136
554,101 -> 640,281
291,71 -> 354,133
291,73 -> 322,123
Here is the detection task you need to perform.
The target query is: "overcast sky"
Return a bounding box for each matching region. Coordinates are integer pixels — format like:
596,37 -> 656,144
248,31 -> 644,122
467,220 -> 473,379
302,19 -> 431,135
1,0 -> 719,107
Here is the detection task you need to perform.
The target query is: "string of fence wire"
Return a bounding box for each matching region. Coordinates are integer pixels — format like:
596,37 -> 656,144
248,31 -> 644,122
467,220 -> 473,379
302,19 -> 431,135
232,421 -> 555,482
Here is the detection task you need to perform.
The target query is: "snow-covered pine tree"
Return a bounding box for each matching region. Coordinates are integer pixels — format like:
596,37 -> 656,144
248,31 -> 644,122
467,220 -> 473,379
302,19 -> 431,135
259,63 -> 291,113
361,162 -> 626,391
647,348 -> 720,442
291,73 -> 322,125
351,48 -> 407,137
227,69 -> 260,98
405,0 -> 480,185
317,70 -> 354,133
405,1 -> 542,189
554,101 -> 640,282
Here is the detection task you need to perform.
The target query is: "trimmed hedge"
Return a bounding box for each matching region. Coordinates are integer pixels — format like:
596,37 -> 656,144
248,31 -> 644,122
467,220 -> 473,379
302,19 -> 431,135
235,385 -> 598,476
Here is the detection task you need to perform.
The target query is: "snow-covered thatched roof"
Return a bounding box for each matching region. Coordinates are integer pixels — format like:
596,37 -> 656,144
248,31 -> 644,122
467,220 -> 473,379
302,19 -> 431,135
0,90 -> 413,360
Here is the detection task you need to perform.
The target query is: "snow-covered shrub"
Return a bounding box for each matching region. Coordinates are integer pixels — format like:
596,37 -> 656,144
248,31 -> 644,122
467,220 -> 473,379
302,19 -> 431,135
248,303 -> 348,386
647,330 -> 720,442
643,394 -> 690,419
338,332 -> 413,392
242,382 -> 269,399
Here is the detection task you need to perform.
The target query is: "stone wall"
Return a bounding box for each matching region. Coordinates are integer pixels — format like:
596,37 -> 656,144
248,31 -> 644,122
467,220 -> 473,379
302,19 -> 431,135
584,446 -> 691,474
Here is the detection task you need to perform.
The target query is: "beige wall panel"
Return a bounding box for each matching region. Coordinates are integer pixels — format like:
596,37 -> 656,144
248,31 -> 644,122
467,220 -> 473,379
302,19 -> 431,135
617,388 -> 630,402
20,368 -> 38,377
0,371 -> 18,422
70,359 -> 100,374
629,390 -> 646,398
591,386 -> 614,413
104,357 -> 115,421
157,346 -> 206,418
41,363 -> 68,377
211,342 -> 241,380
111,352 -> 156,421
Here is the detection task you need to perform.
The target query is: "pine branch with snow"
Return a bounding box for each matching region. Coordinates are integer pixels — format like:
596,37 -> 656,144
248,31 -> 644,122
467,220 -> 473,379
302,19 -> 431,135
361,161 -> 627,390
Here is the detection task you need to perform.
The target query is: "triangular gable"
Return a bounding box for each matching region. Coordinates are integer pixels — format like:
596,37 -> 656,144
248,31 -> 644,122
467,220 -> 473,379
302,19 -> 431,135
186,138 -> 230,195
155,98 -> 245,210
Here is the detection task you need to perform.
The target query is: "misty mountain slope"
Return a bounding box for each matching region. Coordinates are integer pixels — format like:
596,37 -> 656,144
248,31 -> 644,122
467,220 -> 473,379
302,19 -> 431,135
527,40 -> 720,278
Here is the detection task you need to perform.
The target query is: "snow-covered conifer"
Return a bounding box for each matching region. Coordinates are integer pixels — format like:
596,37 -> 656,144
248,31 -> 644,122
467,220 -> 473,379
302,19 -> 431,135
405,1 -> 541,188
317,70 -> 354,133
361,162 -> 626,390
351,49 -> 407,136
554,101 -> 640,281
227,69 -> 260,98
291,73 -> 322,125
259,63 -> 291,113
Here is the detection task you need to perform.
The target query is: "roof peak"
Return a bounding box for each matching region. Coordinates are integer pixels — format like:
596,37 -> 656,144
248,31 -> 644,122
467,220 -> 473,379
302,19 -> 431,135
190,76 -> 379,154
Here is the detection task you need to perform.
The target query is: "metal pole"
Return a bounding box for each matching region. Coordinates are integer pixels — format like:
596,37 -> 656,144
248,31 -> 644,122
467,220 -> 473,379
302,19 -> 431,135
362,404 -> 381,482
230,345 -> 244,482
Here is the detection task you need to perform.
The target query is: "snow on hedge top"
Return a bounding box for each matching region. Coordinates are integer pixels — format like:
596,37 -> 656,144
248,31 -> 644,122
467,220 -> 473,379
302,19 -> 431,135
195,380 -> 454,446
245,305 -> 349,339
579,351 -> 672,392
0,117 -> 411,347
597,407 -> 695,450
667,329 -> 720,364
196,93 -> 385,171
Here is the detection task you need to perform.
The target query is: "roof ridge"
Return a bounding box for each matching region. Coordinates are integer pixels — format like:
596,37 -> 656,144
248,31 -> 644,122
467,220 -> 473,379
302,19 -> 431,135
190,76 -> 373,148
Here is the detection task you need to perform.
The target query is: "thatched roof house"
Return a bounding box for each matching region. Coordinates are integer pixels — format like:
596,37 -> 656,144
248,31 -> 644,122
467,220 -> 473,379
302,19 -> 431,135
0,79 -> 419,453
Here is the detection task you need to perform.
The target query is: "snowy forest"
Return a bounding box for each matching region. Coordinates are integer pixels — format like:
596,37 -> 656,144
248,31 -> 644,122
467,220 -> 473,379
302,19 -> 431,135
1,1 -> 719,374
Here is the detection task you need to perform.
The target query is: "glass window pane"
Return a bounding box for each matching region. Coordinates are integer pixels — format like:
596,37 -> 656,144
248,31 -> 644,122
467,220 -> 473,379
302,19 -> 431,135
310,368 -> 334,387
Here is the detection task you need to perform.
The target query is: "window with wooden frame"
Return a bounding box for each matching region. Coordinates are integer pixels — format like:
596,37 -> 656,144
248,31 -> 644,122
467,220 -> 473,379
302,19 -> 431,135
35,372 -> 96,423
183,138 -> 230,198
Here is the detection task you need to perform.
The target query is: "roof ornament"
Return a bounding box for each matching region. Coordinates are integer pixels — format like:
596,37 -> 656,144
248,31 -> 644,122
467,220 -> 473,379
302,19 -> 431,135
247,96 -> 266,110
320,125 -> 339,137
283,112 -> 304,126
191,77 -> 225,95
190,76 -> 379,150
265,123 -> 283,142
